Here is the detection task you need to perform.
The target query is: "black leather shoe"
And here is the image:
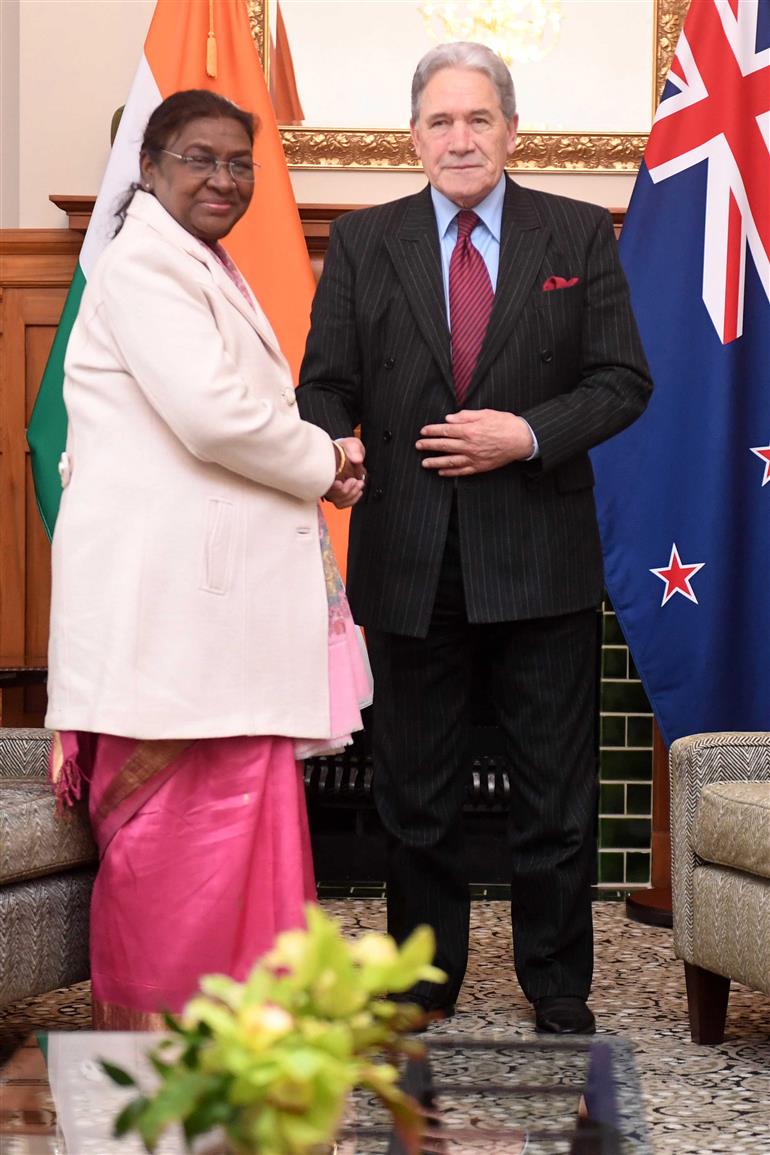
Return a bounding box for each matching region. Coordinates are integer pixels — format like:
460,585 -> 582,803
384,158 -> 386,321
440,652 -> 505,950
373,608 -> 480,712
534,996 -> 596,1035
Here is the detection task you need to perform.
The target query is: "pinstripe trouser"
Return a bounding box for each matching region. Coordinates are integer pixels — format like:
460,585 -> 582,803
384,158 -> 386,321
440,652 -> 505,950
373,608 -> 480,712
367,513 -> 598,1007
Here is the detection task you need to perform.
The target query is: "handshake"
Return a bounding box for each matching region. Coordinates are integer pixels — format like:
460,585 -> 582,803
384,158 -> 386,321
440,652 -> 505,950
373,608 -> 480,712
325,435 -> 367,509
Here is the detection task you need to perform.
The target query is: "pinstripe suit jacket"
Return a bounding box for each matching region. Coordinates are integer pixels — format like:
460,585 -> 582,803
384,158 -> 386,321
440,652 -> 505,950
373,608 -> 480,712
297,177 -> 652,638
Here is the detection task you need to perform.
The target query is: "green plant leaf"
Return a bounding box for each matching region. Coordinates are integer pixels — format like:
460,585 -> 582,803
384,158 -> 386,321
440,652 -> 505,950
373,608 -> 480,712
99,1060 -> 138,1087
178,1042 -> 204,1070
197,972 -> 245,1009
181,1093 -> 233,1141
135,1069 -> 213,1138
384,926 -> 447,993
113,1095 -> 150,1138
148,1053 -> 174,1080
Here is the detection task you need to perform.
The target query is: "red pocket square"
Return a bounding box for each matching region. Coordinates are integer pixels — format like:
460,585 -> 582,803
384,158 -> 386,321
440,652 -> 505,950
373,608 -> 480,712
542,275 -> 579,291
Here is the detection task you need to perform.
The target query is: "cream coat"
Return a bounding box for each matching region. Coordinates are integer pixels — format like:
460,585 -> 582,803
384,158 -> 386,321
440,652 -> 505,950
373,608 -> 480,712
46,191 -> 338,739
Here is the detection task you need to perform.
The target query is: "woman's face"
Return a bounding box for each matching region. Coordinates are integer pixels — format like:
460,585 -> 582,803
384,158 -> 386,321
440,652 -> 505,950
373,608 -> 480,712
140,115 -> 254,243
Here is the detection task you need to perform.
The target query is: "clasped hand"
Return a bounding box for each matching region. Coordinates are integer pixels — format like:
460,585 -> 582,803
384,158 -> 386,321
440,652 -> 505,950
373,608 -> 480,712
324,436 -> 366,508
415,409 -> 534,476
323,411 -> 532,508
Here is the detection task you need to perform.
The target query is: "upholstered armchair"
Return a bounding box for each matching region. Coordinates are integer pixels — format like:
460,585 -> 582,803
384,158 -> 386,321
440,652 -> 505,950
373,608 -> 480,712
670,732 -> 770,1044
0,727 -> 97,1007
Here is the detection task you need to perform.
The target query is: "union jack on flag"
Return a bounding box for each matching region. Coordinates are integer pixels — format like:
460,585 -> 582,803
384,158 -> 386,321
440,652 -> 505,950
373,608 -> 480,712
592,0 -> 770,747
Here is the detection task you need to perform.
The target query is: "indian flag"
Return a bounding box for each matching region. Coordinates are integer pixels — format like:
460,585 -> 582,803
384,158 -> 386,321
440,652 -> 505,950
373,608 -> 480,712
28,0 -> 316,540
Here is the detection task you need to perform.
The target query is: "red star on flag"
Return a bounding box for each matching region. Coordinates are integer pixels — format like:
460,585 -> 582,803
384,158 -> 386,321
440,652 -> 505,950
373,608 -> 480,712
650,544 -> 705,606
750,442 -> 770,486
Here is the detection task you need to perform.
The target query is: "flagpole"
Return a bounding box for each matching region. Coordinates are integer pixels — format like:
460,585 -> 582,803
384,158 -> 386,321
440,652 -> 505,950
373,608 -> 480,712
625,724 -> 672,927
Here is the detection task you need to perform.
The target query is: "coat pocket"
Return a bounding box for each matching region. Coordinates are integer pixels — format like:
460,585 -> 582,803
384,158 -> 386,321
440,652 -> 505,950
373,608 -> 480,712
200,498 -> 235,594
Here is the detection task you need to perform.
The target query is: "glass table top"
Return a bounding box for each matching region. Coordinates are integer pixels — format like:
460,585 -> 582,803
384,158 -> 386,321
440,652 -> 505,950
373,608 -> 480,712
0,1032 -> 650,1154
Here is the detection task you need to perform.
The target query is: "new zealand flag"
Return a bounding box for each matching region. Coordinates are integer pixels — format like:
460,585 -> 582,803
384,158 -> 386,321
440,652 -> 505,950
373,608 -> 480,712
592,0 -> 770,747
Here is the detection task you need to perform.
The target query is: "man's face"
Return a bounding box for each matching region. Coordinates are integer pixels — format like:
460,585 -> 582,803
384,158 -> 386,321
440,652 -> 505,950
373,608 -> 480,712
410,67 -> 518,209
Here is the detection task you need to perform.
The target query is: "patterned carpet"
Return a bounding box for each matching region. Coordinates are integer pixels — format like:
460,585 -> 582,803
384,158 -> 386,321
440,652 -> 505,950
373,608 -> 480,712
1,900 -> 768,1154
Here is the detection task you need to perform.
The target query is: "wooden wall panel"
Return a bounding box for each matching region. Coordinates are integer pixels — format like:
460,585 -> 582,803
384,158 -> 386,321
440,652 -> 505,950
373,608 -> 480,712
0,291 -> 28,658
24,316 -> 56,661
0,231 -> 80,725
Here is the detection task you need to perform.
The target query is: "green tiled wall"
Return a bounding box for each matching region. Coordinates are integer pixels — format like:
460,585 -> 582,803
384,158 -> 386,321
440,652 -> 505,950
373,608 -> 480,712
598,600 -> 654,889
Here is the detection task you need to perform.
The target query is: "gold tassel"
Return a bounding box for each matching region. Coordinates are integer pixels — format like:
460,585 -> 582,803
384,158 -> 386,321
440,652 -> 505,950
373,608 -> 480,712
206,0 -> 217,77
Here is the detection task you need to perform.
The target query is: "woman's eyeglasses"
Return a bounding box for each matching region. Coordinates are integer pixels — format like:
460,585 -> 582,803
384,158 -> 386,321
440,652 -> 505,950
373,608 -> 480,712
158,150 -> 259,183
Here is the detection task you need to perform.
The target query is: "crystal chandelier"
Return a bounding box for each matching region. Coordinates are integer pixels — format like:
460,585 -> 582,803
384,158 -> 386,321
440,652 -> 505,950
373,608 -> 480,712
419,0 -> 562,67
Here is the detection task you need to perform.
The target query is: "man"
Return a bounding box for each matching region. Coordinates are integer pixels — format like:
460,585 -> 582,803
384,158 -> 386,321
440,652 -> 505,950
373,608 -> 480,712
297,42 -> 652,1034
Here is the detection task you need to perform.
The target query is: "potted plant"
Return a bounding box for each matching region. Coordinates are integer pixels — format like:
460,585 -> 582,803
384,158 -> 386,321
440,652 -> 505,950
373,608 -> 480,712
102,905 -> 445,1154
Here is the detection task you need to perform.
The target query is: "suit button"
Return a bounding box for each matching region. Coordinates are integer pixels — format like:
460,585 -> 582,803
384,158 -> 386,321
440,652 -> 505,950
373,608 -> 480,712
541,349 -> 553,363
383,430 -> 393,442
372,488 -> 384,501
384,357 -> 395,369
58,452 -> 71,487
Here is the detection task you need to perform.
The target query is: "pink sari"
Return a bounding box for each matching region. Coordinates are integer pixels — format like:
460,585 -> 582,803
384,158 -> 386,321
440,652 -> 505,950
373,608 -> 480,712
52,732 -> 315,1028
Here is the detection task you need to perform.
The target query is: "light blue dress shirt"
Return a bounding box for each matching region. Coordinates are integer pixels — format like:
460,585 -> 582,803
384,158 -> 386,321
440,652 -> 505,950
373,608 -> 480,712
431,176 -> 505,310
429,175 -> 539,458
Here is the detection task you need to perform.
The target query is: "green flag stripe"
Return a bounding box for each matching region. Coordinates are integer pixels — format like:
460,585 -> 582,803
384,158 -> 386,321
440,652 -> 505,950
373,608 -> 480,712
27,263 -> 86,541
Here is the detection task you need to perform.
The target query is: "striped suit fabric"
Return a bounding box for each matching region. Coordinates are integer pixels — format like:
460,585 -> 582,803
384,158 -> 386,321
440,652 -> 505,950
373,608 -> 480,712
298,180 -> 651,639
297,177 -> 652,1006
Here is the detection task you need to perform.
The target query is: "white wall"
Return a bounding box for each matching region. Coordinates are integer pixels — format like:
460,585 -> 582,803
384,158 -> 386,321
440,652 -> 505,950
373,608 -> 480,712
0,0 -> 21,227
16,0 -> 155,228
8,0 -> 645,229
280,0 -> 653,132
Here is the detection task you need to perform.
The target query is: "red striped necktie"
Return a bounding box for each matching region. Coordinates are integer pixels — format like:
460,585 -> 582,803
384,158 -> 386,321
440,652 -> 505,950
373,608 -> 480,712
448,210 -> 494,405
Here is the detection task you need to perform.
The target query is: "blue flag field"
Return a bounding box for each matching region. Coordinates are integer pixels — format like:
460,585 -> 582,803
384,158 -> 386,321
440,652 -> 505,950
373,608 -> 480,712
592,0 -> 770,747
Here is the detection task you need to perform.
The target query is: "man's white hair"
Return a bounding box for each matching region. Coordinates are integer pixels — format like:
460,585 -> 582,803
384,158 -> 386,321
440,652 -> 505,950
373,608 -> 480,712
411,42 -> 517,122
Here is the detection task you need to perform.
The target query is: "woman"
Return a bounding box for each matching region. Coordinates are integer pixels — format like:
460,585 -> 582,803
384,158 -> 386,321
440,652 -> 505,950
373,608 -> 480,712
46,90 -> 370,1029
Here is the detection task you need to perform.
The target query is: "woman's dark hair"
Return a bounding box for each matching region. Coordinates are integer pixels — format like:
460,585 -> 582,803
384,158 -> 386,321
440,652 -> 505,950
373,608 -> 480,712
113,89 -> 257,233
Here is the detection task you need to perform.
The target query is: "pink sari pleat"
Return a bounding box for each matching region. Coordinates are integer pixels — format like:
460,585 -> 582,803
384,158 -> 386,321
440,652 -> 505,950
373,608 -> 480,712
70,734 -> 315,1024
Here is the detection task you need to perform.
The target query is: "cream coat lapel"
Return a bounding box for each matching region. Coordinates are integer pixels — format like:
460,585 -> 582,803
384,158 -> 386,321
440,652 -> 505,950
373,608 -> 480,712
194,241 -> 288,369
127,191 -> 287,368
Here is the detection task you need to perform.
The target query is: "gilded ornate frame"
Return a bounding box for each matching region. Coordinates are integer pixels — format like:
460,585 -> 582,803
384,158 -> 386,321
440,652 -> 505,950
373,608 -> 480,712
246,0 -> 688,171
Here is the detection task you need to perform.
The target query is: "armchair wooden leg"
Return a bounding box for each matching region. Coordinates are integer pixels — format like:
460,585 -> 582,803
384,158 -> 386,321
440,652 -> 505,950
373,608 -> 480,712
684,961 -> 730,1044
